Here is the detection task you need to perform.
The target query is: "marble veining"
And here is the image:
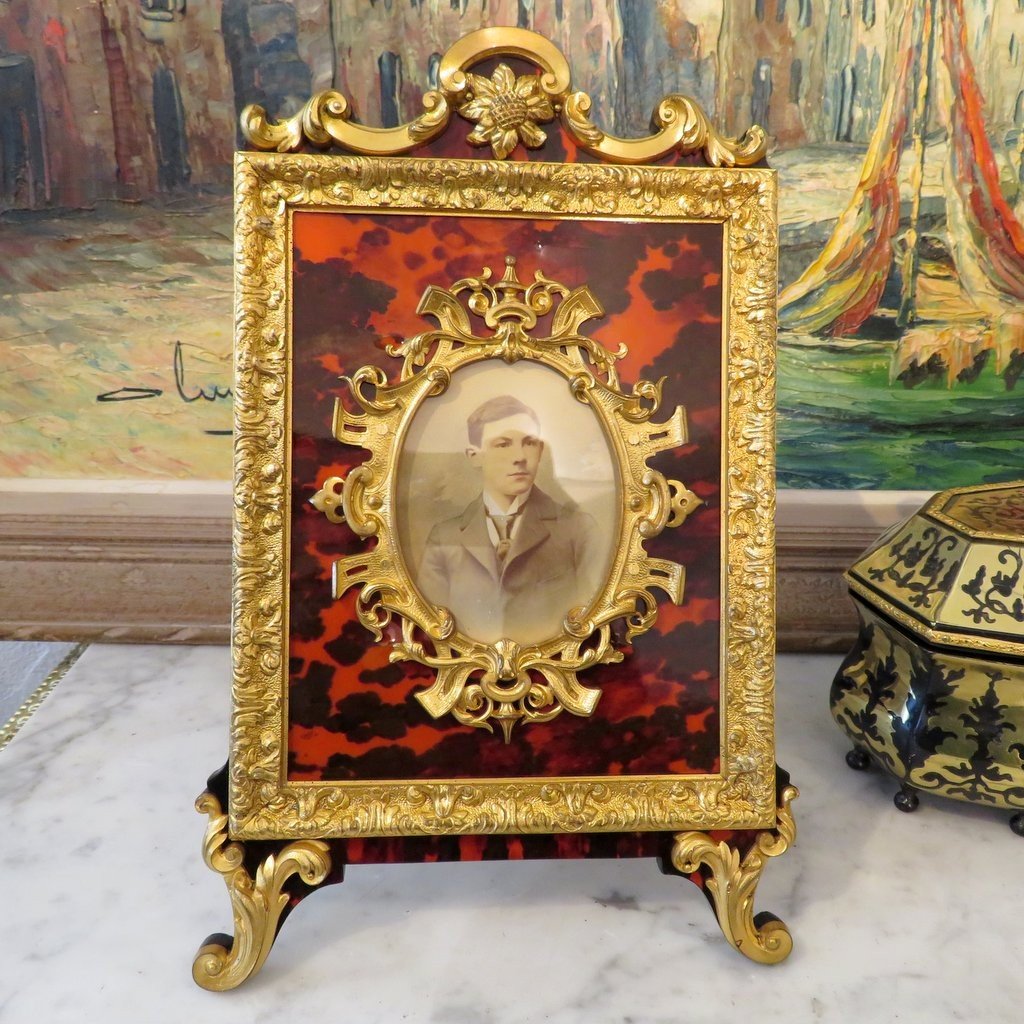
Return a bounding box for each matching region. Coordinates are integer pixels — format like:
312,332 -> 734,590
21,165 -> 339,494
0,646 -> 1021,1023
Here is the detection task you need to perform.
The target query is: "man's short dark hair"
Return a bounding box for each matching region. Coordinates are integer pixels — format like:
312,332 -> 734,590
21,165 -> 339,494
467,395 -> 540,447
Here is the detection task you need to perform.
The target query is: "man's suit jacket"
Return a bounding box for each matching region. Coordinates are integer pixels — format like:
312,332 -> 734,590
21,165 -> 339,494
417,487 -> 600,643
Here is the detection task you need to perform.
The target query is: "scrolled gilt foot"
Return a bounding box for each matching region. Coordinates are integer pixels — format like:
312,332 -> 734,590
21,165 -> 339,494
192,791 -> 332,991
671,785 -> 798,965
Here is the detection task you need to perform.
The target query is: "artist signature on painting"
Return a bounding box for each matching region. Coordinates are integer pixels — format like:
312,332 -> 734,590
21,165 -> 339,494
95,341 -> 232,435
171,340 -> 231,403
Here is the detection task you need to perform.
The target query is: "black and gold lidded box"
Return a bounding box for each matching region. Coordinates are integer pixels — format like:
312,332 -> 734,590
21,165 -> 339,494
833,480 -> 1024,833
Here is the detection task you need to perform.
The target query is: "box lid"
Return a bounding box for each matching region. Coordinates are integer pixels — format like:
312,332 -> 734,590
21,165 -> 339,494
845,480 -> 1024,658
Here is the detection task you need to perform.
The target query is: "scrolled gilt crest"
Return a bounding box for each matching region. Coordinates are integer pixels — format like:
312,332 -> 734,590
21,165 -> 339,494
242,27 -> 766,168
313,257 -> 697,740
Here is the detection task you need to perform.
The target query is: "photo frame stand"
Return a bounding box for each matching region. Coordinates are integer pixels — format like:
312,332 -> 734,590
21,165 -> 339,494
195,26 -> 797,988
193,766 -> 798,990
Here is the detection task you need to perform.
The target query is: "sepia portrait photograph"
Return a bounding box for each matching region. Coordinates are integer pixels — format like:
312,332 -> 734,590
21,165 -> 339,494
397,361 -> 619,644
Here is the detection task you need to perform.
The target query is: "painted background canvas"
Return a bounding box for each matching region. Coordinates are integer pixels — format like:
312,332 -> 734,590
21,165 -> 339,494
1,0 -> 1022,488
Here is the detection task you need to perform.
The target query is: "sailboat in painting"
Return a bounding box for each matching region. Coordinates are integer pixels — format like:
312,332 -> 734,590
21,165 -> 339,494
776,0 -> 1024,488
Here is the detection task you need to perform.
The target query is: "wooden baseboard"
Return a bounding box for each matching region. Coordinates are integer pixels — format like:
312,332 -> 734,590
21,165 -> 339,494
775,525 -> 875,652
0,486 -> 231,644
0,486 -> 917,651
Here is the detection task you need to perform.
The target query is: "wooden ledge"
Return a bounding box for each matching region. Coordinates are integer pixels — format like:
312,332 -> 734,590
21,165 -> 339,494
0,485 -> 925,650
0,484 -> 231,644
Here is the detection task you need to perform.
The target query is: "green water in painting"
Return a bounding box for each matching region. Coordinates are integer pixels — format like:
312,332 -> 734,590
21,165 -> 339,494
776,342 -> 1024,490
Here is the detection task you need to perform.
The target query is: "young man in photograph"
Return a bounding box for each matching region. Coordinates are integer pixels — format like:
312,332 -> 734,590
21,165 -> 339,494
417,394 -> 599,643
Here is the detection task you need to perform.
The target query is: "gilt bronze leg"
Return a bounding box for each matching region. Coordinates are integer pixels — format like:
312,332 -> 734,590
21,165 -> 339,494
667,785 -> 798,965
192,791 -> 334,991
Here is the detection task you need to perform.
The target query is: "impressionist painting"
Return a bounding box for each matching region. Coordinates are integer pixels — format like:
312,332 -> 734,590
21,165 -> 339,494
1,0 -> 1021,488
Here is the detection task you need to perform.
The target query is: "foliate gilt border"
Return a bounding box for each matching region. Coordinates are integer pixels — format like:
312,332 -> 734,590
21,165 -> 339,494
230,152 -> 778,840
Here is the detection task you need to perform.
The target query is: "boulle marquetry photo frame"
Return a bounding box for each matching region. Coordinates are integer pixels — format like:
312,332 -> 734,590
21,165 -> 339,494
194,27 -> 797,991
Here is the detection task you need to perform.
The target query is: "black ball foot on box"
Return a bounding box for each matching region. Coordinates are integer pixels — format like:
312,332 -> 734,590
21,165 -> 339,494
845,747 -> 871,771
1010,813 -> 1024,837
894,785 -> 920,813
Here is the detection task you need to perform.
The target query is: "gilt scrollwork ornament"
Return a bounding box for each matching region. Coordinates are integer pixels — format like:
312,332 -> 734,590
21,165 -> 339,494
314,257 -> 695,740
241,27 -> 766,168
309,475 -> 346,524
671,785 -> 799,965
192,792 -> 332,991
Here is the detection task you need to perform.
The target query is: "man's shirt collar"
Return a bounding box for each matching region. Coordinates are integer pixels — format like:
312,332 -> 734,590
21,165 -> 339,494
482,487 -> 532,517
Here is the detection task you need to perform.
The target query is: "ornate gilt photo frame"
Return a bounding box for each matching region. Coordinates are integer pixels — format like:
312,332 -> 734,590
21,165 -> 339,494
230,149 -> 777,839
312,253 -> 700,742
196,27 -> 795,989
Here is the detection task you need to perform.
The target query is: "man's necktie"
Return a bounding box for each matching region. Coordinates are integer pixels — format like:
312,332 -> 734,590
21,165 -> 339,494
488,512 -> 520,565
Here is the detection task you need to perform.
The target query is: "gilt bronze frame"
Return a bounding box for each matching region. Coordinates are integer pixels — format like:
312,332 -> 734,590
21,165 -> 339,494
230,149 -> 778,841
196,26 -> 795,989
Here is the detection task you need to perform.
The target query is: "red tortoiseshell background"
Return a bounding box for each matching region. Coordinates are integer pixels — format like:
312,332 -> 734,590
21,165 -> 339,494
287,206 -> 724,785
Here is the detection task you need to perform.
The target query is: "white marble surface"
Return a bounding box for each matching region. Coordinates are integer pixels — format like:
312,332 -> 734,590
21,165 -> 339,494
1,645 -> 1021,1023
